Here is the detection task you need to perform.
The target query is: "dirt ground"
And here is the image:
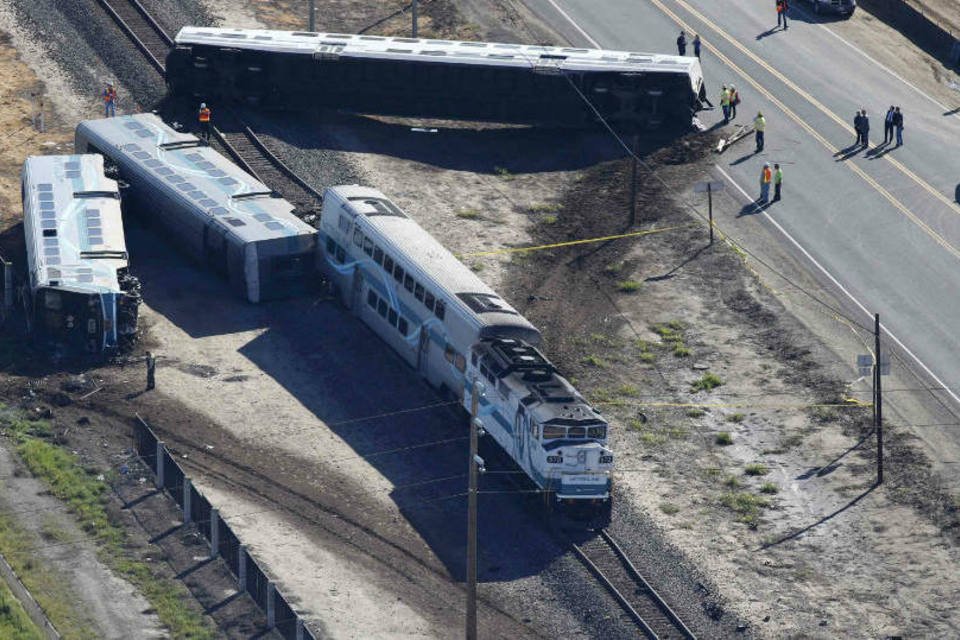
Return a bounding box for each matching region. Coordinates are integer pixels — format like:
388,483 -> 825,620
902,0 -> 960,39
1,0 -> 959,638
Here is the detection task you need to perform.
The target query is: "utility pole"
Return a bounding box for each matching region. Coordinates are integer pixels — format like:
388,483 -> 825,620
874,313 -> 883,485
308,0 -> 315,31
629,134 -> 638,226
466,380 -> 484,640
412,0 -> 418,38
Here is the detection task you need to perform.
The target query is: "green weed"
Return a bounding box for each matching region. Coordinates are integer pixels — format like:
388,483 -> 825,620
616,280 -> 642,293
581,355 -> 606,368
719,491 -> 770,528
659,503 -> 680,515
691,373 -> 724,392
726,413 -> 746,423
760,482 -> 779,494
494,166 -> 514,180
745,463 -> 769,476
715,431 -> 734,446
455,208 -> 482,220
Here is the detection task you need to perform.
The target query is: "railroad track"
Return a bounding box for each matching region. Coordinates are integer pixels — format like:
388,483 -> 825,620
96,0 -> 324,222
571,529 -> 697,639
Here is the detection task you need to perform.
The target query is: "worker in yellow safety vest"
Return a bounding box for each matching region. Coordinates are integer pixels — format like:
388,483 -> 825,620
754,111 -> 766,152
720,85 -> 731,123
198,103 -> 212,141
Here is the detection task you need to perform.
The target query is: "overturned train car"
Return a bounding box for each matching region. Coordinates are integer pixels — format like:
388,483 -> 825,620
21,154 -> 140,355
75,114 -> 318,303
167,27 -> 706,129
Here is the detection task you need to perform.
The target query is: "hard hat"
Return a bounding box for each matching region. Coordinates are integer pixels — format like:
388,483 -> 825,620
764,162 -> 771,167
757,111 -> 763,116
200,103 -> 206,109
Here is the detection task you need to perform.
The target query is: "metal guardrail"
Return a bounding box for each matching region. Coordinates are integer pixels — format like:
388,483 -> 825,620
132,415 -> 319,640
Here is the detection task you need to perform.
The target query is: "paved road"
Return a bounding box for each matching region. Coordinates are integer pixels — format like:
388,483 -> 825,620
524,0 -> 960,415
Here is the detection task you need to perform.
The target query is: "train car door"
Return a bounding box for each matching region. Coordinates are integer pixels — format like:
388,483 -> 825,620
417,325 -> 430,375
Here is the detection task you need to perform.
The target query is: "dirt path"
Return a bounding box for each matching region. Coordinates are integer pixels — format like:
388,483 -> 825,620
0,443 -> 165,639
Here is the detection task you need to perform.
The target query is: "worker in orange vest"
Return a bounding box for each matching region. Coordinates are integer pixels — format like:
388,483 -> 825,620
103,82 -> 118,117
759,162 -> 772,204
198,103 -> 212,141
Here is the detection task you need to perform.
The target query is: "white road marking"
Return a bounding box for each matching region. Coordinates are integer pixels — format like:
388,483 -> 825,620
714,164 -> 960,407
543,0 -> 601,47
541,0 -> 960,407
794,6 -> 960,118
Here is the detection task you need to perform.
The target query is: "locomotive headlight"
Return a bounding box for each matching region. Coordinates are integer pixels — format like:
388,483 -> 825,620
546,456 -> 563,464
599,455 -> 614,464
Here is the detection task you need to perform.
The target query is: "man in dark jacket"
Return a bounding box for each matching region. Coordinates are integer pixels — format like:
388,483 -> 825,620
677,31 -> 687,56
860,110 -> 870,148
883,106 -> 895,144
854,110 -> 864,146
893,107 -> 904,146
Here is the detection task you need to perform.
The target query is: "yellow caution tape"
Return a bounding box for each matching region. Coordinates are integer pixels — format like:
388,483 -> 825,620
457,224 -> 696,258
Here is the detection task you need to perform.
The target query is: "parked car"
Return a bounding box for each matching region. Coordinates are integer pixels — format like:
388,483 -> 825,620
800,0 -> 856,16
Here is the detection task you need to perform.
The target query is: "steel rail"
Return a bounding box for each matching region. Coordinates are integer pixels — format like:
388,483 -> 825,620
96,0 -> 170,74
570,530 -> 698,639
94,0 -> 323,212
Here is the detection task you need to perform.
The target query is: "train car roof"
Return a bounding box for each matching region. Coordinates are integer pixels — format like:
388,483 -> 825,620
75,114 -> 315,245
327,184 -> 538,336
22,154 -> 126,292
175,27 -> 701,76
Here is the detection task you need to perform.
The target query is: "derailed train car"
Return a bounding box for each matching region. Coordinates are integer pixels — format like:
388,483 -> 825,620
319,185 -> 613,521
75,114 -> 317,303
167,27 -> 706,129
21,154 -> 140,355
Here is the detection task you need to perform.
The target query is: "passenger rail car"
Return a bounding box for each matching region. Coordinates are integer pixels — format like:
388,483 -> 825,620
75,114 -> 317,303
21,154 -> 140,355
167,27 -> 706,129
319,185 -> 613,518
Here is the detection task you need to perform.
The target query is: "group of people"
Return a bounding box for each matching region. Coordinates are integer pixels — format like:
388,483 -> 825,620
854,107 -> 904,148
759,162 -> 784,204
719,84 -> 741,123
676,31 -> 702,59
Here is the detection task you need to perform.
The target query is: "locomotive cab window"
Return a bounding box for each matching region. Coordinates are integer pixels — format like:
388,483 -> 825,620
587,425 -> 606,439
542,425 -> 566,440
568,426 -> 586,439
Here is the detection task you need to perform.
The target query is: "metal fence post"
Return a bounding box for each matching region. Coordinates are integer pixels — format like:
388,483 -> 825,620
296,618 -> 304,640
238,544 -> 247,590
183,478 -> 192,524
266,581 -> 276,628
155,440 -> 165,487
210,508 -> 219,558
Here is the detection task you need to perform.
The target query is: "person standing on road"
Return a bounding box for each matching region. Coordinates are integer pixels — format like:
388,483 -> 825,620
883,106 -> 895,144
860,109 -> 870,148
777,0 -> 789,30
198,103 -> 212,141
720,85 -> 730,123
853,110 -> 864,146
145,351 -> 157,391
693,34 -> 702,59
773,163 -> 783,202
677,31 -> 687,56
759,162 -> 772,203
729,85 -> 740,120
754,111 -> 766,152
893,106 -> 904,146
102,82 -> 118,118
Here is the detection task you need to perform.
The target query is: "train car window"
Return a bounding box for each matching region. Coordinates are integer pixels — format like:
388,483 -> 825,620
367,290 -> 377,309
338,214 -> 351,234
388,308 -> 398,327
542,425 -> 566,440
326,237 -> 336,254
362,237 -> 373,256
377,299 -> 388,318
393,264 -> 404,283
587,425 -> 606,439
435,299 -> 446,320
455,354 -> 466,373
354,228 -> 364,247
424,291 -> 435,312
444,344 -> 455,363
373,247 -> 384,265
404,274 -> 414,292
383,255 -> 394,273
335,245 -> 346,263
414,283 -> 424,301
568,426 -> 586,439
398,317 -> 409,336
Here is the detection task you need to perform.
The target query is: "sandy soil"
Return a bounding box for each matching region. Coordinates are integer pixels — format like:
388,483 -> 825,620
903,0 -> 960,37
828,3 -> 960,109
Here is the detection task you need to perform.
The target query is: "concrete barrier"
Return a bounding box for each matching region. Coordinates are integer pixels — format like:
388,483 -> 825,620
0,551 -> 61,640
